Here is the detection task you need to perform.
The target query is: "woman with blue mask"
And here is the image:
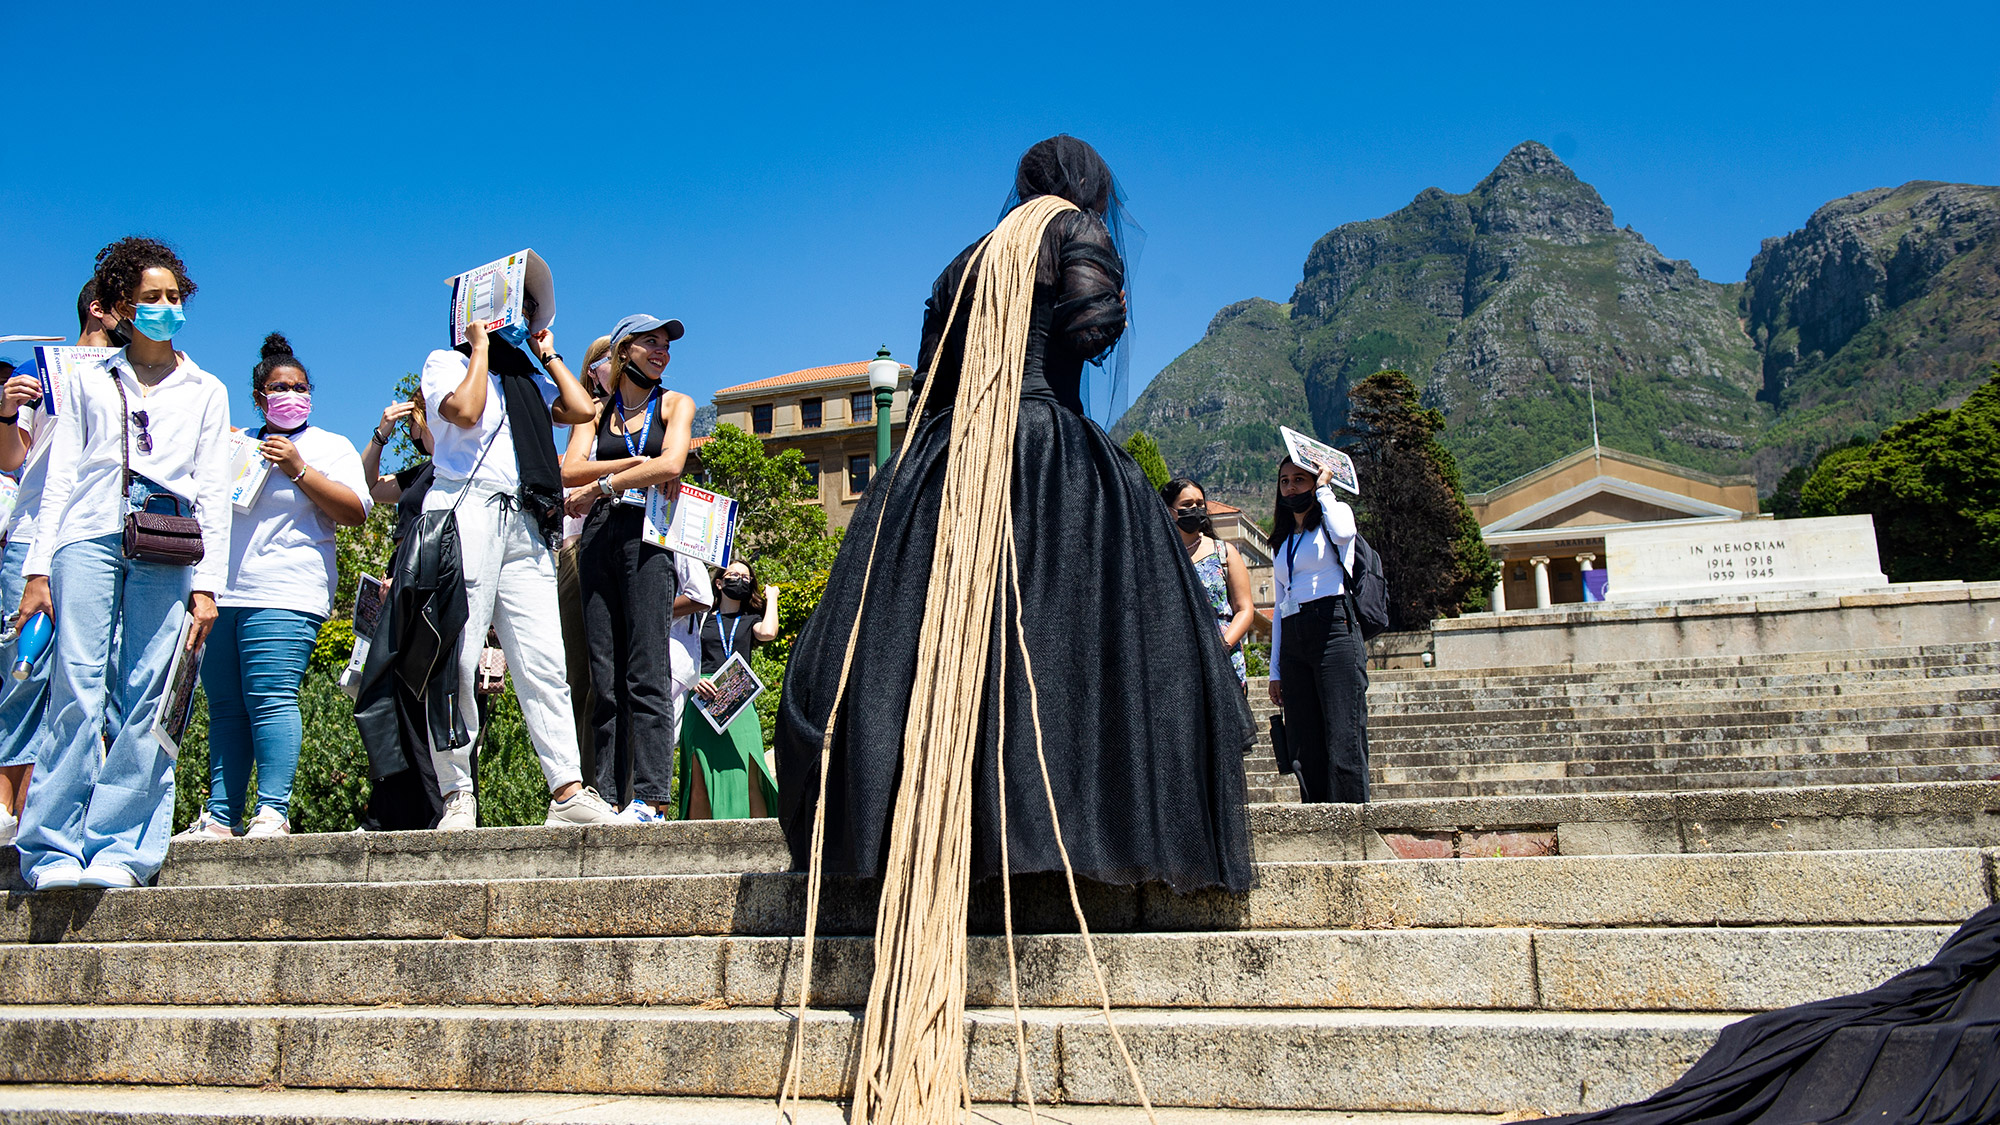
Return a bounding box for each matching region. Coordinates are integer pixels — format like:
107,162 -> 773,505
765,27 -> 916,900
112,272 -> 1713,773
13,236 -> 233,890
180,333 -> 369,840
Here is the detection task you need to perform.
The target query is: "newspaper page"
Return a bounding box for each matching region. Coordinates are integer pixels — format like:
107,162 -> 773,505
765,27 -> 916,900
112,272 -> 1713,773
694,651 -> 766,735
152,615 -> 204,759
1279,426 -> 1360,495
31,345 -> 119,418
445,249 -> 553,347
644,482 -> 739,568
226,430 -> 272,512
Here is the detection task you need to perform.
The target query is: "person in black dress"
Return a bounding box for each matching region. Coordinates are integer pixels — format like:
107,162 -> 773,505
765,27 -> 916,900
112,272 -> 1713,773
774,135 -> 1254,894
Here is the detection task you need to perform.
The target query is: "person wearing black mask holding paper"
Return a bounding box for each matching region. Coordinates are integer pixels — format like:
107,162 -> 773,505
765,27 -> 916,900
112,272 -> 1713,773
682,560 -> 779,820
1267,456 -> 1368,804
418,290 -> 614,830
560,314 -> 695,822
1163,478 -> 1255,688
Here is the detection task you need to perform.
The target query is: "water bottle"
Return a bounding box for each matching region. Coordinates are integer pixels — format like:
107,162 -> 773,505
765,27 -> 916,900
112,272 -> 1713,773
12,612 -> 51,681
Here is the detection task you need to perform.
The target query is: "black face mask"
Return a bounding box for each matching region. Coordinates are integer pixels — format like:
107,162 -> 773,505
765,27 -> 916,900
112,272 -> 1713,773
107,319 -> 134,348
1175,509 -> 1208,533
1279,491 -> 1316,513
719,578 -> 754,601
623,359 -> 661,391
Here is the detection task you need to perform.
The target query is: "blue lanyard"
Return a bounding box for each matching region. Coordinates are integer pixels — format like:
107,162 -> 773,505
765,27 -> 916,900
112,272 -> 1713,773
1285,529 -> 1311,575
611,390 -> 657,460
717,613 -> 742,662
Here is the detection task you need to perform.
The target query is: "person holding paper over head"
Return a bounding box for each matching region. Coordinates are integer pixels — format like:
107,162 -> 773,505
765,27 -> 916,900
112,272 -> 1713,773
13,237 -> 233,890
0,281 -> 126,848
180,333 -> 368,840
559,315 -> 695,821
421,264 -> 616,829
1267,456 -> 1369,804
682,560 -> 778,820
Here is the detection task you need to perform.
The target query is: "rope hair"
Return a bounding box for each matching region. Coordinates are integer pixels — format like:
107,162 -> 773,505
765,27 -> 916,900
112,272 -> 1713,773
775,194 -> 1157,1125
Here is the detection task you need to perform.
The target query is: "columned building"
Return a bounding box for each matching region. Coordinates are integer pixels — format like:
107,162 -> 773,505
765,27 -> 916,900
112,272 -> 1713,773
1468,447 -> 1762,611
711,359 -> 915,530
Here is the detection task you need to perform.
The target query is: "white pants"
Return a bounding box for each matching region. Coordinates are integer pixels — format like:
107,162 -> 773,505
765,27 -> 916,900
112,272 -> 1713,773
424,478 -> 582,797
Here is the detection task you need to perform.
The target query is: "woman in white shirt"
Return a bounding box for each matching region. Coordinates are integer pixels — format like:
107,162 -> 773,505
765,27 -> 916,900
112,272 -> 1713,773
13,237 -> 233,890
1267,457 -> 1370,803
180,334 -> 369,839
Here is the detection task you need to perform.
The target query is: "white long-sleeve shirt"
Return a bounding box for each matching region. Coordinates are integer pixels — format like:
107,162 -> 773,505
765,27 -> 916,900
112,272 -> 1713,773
1270,485 -> 1358,680
25,349 -> 234,594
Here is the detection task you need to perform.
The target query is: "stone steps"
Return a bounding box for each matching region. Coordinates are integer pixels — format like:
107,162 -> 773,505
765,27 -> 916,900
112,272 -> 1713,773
1363,713 -> 2000,756
1360,693 -> 2000,731
0,1002 -> 1740,1115
1358,673 -> 2000,711
0,926 -> 1953,1014
1362,728 -> 2000,770
1363,641 -> 2000,685
1358,764 -> 2000,801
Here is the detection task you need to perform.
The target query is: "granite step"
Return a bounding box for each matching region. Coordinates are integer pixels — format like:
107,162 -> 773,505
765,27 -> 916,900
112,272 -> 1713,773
1365,763 -> 2000,800
0,1002 -> 1742,1115
1362,642 -> 2000,685
1360,726 -> 2000,767
1359,672 -> 2000,709
0,925 -> 1951,1014
1357,693 -> 2000,730
3,849 -> 1988,944
1362,714 -> 2000,757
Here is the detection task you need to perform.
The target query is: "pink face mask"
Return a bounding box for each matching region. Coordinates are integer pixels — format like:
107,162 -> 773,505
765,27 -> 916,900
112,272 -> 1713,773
264,390 -> 312,430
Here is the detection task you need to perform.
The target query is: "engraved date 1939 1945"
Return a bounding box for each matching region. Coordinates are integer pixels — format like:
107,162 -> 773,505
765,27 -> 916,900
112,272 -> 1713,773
1705,554 -> 1778,581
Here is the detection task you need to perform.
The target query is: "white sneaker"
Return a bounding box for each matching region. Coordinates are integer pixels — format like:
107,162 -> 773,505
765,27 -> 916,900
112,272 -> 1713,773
613,801 -> 667,825
32,863 -> 83,891
0,810 -> 16,847
437,790 -> 478,831
174,812 -> 235,841
78,864 -> 140,889
244,808 -> 291,838
545,786 -> 617,827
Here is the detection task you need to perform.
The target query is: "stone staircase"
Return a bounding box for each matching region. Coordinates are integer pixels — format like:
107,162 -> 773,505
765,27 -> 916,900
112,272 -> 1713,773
1245,641 -> 2000,803
3,781 -> 1997,1122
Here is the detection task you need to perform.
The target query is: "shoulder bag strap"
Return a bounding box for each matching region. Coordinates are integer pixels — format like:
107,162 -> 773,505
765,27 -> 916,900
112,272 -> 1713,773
448,422 -> 505,516
109,365 -> 134,502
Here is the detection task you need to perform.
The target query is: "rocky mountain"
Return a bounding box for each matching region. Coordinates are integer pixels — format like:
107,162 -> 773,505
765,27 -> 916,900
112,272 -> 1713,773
1119,142 -> 2000,497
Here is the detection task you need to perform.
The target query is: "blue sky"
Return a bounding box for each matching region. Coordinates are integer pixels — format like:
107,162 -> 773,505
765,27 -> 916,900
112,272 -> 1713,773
3,1 -> 1995,452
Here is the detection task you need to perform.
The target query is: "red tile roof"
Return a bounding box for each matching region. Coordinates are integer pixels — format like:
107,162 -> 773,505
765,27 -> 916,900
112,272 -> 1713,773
716,360 -> 911,397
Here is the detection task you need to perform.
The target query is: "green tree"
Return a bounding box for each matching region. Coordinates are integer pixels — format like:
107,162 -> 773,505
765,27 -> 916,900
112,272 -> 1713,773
1122,430 -> 1171,491
1798,365 -> 2000,582
1336,370 -> 1499,629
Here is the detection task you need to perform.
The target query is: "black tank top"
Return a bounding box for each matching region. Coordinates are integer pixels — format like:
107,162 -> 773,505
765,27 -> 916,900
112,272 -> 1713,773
700,611 -> 760,669
595,392 -> 667,462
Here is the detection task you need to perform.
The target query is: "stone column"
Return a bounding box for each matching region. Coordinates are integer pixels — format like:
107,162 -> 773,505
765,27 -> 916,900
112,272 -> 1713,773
1529,556 -> 1552,609
1574,553 -> 1596,571
1490,556 -> 1508,613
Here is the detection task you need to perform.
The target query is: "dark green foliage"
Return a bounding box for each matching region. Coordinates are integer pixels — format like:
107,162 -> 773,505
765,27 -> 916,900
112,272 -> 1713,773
1763,435 -> 1872,518
1122,431 -> 1171,490
1797,366 -> 2000,582
1339,371 -> 1500,629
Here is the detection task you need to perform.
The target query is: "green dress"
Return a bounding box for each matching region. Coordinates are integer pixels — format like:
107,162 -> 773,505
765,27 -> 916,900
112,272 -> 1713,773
678,611 -> 779,819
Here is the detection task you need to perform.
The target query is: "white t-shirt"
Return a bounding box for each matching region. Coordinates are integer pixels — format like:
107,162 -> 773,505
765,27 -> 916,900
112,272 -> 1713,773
419,349 -> 558,493
218,426 -> 372,618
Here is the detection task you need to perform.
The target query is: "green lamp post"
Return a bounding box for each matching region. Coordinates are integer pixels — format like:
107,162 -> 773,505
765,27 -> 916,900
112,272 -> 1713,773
866,345 -> 900,471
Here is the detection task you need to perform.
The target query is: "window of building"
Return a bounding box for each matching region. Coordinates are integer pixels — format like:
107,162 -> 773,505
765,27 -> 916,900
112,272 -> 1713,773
802,459 -> 821,498
801,397 -> 822,429
751,404 -> 773,434
848,453 -> 871,495
851,390 -> 874,425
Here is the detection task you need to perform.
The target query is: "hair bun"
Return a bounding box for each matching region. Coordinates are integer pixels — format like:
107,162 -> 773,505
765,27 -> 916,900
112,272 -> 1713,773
259,332 -> 295,360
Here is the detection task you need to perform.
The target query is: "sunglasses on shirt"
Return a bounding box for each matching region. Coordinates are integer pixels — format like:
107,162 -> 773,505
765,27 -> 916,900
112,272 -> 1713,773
132,410 -> 153,455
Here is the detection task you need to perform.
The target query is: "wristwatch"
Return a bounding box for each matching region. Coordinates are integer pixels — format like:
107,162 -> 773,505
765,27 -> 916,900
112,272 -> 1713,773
597,474 -> 616,497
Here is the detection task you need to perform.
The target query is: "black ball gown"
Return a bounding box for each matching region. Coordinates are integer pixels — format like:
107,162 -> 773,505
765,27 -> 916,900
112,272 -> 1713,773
775,206 -> 1255,894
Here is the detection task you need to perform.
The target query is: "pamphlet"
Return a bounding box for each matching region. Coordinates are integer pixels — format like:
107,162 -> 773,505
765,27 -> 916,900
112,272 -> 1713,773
339,574 -> 389,699
226,430 -> 271,512
0,335 -> 63,344
644,482 -> 739,568
31,345 -> 119,419
445,249 -> 554,347
152,615 -> 204,760
694,651 -> 765,735
1279,426 -> 1360,495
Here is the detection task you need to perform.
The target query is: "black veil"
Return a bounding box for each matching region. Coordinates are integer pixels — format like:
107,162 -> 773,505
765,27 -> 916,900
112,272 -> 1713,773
999,134 -> 1145,427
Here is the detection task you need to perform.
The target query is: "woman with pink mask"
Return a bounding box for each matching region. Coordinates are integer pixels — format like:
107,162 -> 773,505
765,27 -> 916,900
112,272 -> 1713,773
181,332 -> 369,838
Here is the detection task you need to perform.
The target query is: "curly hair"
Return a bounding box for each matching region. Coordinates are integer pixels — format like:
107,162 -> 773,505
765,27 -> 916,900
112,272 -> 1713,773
250,331 -> 309,404
91,236 -> 197,311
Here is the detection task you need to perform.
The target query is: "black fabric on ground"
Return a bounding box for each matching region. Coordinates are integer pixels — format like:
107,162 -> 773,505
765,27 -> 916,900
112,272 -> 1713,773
1547,902 -> 2000,1125
774,206 -> 1255,894
1275,593 -> 1369,803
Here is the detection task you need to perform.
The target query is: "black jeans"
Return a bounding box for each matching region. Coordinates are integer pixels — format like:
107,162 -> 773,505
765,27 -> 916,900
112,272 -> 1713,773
579,503 -> 681,806
1277,594 -> 1370,803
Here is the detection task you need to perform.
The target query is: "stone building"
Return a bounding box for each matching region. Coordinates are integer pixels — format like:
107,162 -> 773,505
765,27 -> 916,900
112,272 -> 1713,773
711,359 -> 914,530
1468,446 -> 1762,611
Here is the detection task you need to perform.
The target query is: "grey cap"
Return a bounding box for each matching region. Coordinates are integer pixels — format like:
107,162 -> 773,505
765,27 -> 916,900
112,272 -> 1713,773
609,314 -> 685,350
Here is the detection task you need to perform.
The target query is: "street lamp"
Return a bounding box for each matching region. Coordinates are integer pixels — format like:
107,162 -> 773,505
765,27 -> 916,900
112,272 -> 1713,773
866,344 -> 900,472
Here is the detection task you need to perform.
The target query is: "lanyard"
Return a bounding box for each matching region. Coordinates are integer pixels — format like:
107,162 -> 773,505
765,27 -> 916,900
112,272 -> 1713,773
1285,529 -> 1313,576
611,390 -> 657,460
717,612 -> 743,662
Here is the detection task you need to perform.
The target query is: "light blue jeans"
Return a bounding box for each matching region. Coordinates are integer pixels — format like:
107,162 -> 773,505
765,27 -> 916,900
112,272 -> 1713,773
200,605 -> 323,825
0,538 -> 49,769
15,493 -> 193,884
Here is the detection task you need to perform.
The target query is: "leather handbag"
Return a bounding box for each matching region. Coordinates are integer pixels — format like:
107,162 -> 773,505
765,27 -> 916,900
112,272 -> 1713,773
112,369 -> 205,567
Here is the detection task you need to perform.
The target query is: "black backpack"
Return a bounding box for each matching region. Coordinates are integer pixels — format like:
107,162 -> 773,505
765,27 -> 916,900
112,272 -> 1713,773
1342,533 -> 1392,640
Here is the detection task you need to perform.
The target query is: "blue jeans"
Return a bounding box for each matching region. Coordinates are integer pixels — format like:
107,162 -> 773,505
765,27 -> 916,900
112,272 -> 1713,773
0,538 -> 49,769
15,486 -> 194,883
200,605 -> 322,825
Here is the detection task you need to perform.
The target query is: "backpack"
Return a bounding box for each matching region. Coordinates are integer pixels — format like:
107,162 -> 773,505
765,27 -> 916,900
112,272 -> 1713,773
1342,533 -> 1392,640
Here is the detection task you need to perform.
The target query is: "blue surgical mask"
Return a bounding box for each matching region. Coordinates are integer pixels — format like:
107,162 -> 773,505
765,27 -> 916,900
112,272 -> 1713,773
496,319 -> 529,347
131,302 -> 186,342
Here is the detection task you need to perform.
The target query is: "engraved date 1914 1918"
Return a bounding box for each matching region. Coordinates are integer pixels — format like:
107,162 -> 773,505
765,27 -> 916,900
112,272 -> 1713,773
1706,555 -> 1778,581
